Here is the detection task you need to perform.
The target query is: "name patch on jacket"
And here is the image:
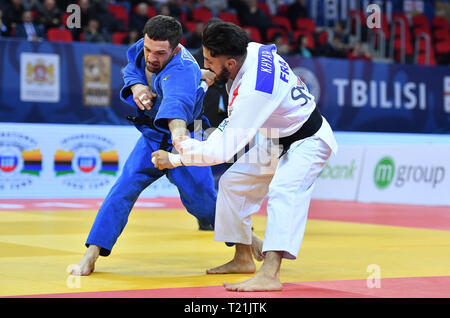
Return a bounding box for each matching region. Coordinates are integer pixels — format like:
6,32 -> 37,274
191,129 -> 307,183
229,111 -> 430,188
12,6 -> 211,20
255,45 -> 275,94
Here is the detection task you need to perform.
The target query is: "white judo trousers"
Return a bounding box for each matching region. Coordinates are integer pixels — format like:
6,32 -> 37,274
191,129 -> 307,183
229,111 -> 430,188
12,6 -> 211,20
214,134 -> 332,260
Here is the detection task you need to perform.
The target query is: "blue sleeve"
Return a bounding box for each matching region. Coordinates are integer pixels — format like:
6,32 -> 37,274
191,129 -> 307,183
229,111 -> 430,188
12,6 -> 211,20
119,39 -> 147,107
153,66 -> 201,134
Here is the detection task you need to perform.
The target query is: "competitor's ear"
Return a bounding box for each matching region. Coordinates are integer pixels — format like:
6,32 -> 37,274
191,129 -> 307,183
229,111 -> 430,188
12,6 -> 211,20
225,58 -> 237,71
173,46 -> 181,55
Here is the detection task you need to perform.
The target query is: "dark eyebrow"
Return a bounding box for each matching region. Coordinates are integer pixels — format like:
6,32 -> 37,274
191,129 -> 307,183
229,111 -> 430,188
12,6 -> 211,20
144,46 -> 168,53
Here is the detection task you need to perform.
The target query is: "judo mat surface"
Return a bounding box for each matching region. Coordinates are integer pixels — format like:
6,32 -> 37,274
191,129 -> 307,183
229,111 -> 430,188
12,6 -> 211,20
1,197 -> 450,298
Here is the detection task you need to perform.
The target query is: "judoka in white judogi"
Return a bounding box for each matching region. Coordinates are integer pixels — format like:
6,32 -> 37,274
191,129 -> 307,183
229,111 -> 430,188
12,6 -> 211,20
166,42 -> 338,260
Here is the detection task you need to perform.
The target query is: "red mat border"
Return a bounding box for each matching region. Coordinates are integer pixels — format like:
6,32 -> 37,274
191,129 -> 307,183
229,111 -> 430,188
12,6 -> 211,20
5,276 -> 450,298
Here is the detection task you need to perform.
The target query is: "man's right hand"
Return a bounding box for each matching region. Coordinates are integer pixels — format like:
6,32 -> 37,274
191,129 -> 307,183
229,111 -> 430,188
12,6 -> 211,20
131,84 -> 156,110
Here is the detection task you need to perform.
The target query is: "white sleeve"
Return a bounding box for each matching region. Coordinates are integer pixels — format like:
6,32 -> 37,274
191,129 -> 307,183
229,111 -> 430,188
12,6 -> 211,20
177,90 -> 281,166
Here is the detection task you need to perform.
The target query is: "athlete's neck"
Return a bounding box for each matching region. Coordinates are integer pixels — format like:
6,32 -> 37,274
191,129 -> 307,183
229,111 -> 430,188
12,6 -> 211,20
230,52 -> 247,80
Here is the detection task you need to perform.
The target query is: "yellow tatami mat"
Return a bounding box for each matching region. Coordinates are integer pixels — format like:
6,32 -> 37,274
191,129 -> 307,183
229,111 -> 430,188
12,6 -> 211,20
1,207 -> 450,297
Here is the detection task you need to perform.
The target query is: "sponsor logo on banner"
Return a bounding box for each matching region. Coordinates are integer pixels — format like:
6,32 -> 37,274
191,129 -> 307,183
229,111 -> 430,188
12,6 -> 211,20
292,67 -> 321,103
0,132 -> 42,191
20,53 -> 60,102
320,159 -> 357,181
312,145 -> 364,201
358,145 -> 450,206
54,134 -> 118,190
374,156 -> 395,189
444,76 -> 450,113
373,156 -> 445,189
83,55 -> 111,106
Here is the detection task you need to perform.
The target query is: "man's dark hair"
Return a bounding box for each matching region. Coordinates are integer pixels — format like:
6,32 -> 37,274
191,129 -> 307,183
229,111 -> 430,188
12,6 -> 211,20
142,15 -> 182,49
202,22 -> 249,59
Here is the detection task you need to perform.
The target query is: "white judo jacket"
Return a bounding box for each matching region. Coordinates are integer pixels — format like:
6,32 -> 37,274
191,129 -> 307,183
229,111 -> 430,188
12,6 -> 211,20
172,42 -> 337,166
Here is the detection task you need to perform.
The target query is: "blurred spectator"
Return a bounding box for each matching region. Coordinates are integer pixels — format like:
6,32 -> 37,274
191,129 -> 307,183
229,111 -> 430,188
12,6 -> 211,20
186,20 -> 203,49
69,0 -> 93,40
204,0 -> 228,16
79,0 -> 93,29
2,0 -> 25,30
329,21 -> 349,47
90,0 -> 125,33
317,36 -> 347,58
435,1 -> 450,18
130,2 -> 150,37
153,0 -> 170,4
0,9 -> 10,37
83,18 -> 109,43
293,35 -> 312,58
270,31 -> 290,55
160,3 -> 171,16
315,21 -> 350,58
160,1 -> 184,20
22,0 -> 41,11
14,10 -> 45,41
243,0 -> 277,41
122,28 -> 140,45
347,43 -> 371,61
36,0 -> 61,32
229,0 -> 276,41
53,0 -> 73,12
127,0 -> 149,6
159,3 -> 187,33
286,0 -> 308,29
228,0 -> 248,22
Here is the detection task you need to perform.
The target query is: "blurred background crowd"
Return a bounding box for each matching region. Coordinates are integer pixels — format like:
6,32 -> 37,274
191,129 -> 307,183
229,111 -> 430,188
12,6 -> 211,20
0,0 -> 449,65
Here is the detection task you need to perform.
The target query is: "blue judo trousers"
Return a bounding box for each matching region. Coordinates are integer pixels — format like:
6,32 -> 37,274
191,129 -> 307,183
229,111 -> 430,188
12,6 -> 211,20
85,39 -> 217,256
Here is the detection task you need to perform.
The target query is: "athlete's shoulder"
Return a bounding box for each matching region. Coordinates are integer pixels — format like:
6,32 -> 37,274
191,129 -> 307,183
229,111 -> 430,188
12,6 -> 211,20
179,45 -> 200,66
126,38 -> 144,56
245,42 -> 278,95
125,38 -> 145,67
164,45 -> 200,81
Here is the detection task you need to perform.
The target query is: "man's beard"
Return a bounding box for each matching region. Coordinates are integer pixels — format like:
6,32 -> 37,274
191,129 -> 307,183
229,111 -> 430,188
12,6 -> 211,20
146,60 -> 167,74
215,65 -> 230,85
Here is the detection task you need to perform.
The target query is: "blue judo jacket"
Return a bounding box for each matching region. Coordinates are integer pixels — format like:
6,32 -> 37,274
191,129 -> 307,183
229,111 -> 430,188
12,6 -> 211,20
120,38 -> 209,144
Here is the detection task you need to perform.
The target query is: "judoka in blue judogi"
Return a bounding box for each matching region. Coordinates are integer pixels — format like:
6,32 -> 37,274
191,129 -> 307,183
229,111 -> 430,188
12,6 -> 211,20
85,38 -> 217,257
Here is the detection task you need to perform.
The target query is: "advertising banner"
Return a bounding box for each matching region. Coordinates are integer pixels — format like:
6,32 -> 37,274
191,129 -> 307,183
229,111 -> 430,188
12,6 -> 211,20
0,39 -> 130,125
1,38 -> 449,133
285,56 -> 450,134
0,123 -> 178,199
312,145 -> 365,201
357,145 -> 450,206
82,54 -> 112,107
20,52 -> 60,103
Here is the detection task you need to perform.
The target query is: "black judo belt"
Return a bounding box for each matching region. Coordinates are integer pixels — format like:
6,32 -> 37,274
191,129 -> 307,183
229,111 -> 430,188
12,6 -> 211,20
277,106 -> 323,158
126,115 -> 202,151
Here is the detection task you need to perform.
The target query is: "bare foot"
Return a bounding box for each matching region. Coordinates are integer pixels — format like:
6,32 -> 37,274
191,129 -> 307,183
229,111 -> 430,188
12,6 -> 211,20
206,259 -> 256,274
224,251 -> 284,292
223,272 -> 283,292
251,233 -> 264,262
71,245 -> 100,276
206,244 -> 255,274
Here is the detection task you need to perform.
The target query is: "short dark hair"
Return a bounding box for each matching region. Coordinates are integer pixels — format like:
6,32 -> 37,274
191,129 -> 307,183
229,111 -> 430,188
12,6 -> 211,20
202,22 -> 249,58
142,15 -> 182,49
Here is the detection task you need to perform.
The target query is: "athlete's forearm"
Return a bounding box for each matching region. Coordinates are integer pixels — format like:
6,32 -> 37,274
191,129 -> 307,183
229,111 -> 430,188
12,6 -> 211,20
168,118 -> 188,141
